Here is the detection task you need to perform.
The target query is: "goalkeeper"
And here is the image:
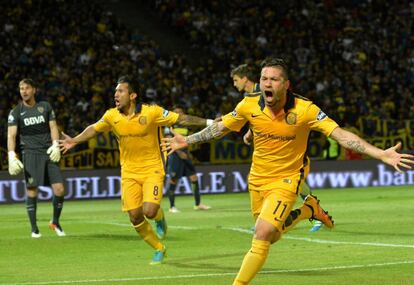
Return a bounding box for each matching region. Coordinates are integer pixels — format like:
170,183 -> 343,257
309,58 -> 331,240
7,78 -> 65,238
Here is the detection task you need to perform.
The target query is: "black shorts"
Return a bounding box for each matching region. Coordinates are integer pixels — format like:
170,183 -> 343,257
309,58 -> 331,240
23,152 -> 63,188
167,153 -> 196,180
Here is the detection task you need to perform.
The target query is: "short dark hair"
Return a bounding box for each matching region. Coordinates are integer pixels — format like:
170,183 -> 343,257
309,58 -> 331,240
260,57 -> 289,80
117,75 -> 140,94
19,78 -> 37,89
230,64 -> 258,82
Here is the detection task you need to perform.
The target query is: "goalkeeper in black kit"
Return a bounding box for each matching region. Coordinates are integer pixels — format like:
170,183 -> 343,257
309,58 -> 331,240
7,78 -> 66,238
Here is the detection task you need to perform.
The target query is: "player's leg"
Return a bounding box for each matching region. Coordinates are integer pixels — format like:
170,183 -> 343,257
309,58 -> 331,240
48,160 -> 65,236
123,178 -> 165,264
282,194 -> 333,233
166,155 -> 180,212
301,182 -> 323,232
142,175 -> 167,240
183,159 -> 210,210
282,181 -> 333,233
167,178 -> 179,213
189,174 -> 210,210
23,153 -> 45,238
233,189 -> 297,285
26,187 -> 40,238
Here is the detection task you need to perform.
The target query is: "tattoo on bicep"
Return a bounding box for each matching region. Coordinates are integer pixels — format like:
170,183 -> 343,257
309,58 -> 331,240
347,140 -> 365,153
179,115 -> 205,126
186,124 -> 223,144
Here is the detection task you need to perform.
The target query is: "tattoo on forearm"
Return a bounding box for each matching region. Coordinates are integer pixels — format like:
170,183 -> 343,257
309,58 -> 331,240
186,123 -> 222,144
347,140 -> 366,153
179,115 -> 206,127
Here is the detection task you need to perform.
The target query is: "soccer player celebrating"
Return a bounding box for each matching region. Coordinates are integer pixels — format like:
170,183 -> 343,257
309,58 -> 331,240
7,78 -> 65,238
231,63 -> 324,232
162,57 -> 414,284
59,75 -> 212,264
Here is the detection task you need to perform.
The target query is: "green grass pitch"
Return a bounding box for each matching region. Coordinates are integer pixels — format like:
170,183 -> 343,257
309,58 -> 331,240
0,186 -> 413,285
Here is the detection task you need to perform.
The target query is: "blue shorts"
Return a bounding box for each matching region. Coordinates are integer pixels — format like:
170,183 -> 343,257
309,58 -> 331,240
167,153 -> 196,180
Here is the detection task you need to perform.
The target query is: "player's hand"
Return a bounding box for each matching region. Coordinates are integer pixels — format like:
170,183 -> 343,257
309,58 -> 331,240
381,142 -> 414,173
47,140 -> 61,162
243,129 -> 253,145
161,127 -> 189,155
8,151 -> 23,175
58,132 -> 77,154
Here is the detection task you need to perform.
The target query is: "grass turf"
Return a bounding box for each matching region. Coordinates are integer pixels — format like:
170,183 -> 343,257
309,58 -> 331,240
0,186 -> 413,285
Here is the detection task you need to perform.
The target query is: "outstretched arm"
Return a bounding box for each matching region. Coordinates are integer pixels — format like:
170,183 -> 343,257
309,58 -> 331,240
176,114 -> 213,127
330,127 -> 414,172
161,121 -> 231,155
59,125 -> 98,154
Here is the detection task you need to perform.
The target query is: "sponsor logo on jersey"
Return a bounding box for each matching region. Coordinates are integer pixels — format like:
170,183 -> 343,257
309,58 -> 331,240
23,116 -> 46,126
317,110 -> 327,121
162,109 -> 170,118
139,116 -> 147,125
285,112 -> 297,125
8,114 -> 15,123
231,110 -> 237,117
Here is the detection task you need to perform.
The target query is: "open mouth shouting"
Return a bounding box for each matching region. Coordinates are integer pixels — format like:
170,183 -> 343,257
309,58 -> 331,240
115,98 -> 120,108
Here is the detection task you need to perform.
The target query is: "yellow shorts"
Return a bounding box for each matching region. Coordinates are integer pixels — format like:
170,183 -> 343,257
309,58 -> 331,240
249,174 -> 305,230
257,189 -> 298,231
121,174 -> 164,212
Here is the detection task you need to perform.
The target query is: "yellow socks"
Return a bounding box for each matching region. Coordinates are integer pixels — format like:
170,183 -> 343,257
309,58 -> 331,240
282,203 -> 313,233
153,207 -> 164,222
232,239 -> 270,285
133,220 -> 164,251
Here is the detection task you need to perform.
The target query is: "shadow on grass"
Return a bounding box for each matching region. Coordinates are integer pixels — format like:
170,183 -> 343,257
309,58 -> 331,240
167,252 -> 244,271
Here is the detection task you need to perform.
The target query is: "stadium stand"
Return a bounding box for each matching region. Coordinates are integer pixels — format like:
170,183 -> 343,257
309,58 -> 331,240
1,0 -> 413,165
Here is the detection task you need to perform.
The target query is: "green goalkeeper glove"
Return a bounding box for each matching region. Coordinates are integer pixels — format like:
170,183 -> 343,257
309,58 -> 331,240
47,140 -> 61,162
8,151 -> 23,175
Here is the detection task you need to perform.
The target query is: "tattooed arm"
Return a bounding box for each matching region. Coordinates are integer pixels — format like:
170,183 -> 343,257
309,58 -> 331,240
176,114 -> 213,127
186,121 -> 231,144
330,127 -> 414,172
161,121 -> 231,154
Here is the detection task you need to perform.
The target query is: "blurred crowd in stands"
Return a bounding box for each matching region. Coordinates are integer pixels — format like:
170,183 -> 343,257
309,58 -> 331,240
1,0 -> 414,150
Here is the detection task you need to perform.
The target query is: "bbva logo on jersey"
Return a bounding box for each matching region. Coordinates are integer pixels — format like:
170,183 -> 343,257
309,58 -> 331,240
23,116 -> 46,126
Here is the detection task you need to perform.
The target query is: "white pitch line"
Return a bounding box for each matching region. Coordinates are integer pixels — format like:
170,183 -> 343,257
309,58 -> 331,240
2,260 -> 414,285
87,222 -> 414,249
221,226 -> 414,249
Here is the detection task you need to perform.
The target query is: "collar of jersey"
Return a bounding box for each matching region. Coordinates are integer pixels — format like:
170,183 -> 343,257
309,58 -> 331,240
118,103 -> 142,115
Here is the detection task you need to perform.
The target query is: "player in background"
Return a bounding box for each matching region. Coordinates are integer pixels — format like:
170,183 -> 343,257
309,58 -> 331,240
7,78 -> 65,238
162,57 -> 414,284
164,106 -> 211,213
59,75 -> 213,264
231,63 -> 323,232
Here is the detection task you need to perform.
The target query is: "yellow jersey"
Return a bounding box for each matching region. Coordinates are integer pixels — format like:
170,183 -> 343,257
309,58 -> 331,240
222,91 -> 339,190
94,104 -> 179,178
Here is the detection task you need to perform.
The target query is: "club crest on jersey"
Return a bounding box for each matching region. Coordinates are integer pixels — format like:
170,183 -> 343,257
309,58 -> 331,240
139,116 -> 147,125
317,110 -> 327,121
37,106 -> 44,113
231,110 -> 237,117
8,114 -> 15,123
285,112 -> 297,125
162,109 -> 170,118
